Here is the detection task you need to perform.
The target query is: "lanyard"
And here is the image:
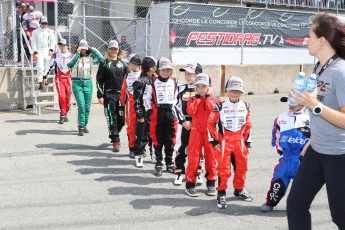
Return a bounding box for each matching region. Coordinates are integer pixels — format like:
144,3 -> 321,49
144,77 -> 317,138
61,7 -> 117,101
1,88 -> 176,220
312,54 -> 338,78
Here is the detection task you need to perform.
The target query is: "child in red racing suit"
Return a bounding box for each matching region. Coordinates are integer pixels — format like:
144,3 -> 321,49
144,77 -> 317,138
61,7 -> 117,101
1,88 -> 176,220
184,73 -> 220,197
119,54 -> 142,161
208,76 -> 253,209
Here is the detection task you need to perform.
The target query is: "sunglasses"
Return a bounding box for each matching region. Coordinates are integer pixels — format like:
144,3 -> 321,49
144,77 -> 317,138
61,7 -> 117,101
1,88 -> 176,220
41,22 -> 48,25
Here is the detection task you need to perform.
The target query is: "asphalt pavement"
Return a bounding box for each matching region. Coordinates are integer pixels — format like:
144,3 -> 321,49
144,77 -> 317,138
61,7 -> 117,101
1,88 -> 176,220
0,93 -> 336,230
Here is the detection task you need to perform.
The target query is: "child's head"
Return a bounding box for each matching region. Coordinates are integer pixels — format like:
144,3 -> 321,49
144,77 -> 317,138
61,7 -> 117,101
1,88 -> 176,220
194,73 -> 211,97
179,62 -> 202,85
127,54 -> 141,72
280,97 -> 304,112
158,57 -> 173,78
225,76 -> 244,103
141,56 -> 157,75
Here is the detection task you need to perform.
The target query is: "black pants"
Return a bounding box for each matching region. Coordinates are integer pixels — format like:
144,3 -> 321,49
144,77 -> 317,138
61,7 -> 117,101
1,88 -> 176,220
134,110 -> 152,156
154,108 -> 176,166
104,91 -> 125,143
174,127 -> 190,174
287,146 -> 345,230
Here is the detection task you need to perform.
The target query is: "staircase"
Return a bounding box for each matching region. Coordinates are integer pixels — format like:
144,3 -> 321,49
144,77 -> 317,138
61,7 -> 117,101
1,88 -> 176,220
21,66 -> 58,115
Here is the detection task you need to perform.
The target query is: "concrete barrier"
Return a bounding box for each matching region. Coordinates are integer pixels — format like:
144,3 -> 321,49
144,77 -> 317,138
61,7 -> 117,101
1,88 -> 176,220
0,64 -> 315,111
0,68 -> 23,111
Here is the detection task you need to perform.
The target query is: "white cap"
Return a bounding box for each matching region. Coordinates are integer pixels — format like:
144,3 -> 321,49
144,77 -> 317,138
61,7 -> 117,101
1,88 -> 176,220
58,39 -> 67,45
78,39 -> 89,50
158,57 -> 173,70
40,16 -> 48,24
108,40 -> 119,49
194,73 -> 211,86
225,76 -> 244,93
179,62 -> 202,74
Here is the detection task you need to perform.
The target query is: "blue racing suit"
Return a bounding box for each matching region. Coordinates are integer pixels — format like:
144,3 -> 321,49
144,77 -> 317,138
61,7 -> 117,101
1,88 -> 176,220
265,108 -> 310,207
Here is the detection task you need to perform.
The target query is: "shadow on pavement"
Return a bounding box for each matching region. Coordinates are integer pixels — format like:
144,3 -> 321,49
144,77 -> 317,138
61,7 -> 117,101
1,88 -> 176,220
99,175 -> 173,185
76,167 -> 154,175
129,197 -> 287,217
68,158 -> 133,167
108,186 -> 182,196
37,143 -> 110,151
5,119 -> 57,123
16,129 -> 76,136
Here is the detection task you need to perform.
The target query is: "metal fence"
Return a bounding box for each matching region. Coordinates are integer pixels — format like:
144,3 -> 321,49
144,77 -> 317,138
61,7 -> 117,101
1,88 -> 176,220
0,1 -> 15,66
1,0 -> 345,66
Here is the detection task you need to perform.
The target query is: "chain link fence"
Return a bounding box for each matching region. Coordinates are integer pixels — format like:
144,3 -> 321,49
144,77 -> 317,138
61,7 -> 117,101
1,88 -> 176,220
0,1 -> 16,66
58,0 -> 149,58
2,0 -> 345,66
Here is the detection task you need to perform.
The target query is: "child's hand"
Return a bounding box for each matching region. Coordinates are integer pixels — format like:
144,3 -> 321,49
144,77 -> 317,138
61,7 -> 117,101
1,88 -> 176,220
214,144 -> 221,152
246,147 -> 251,154
182,121 -> 191,130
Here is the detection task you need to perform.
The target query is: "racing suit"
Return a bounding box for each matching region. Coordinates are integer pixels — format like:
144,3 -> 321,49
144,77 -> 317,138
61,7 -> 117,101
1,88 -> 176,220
173,84 -> 196,174
119,70 -> 141,152
43,51 -> 72,116
144,75 -> 178,167
32,26 -> 55,83
96,58 -> 128,143
185,94 -> 219,189
264,108 -> 310,207
68,48 -> 104,128
132,72 -> 154,156
208,99 -> 252,193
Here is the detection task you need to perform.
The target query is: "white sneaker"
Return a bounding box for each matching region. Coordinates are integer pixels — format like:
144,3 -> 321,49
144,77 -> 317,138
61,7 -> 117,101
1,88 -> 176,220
151,153 -> 157,164
196,173 -> 203,186
174,173 -> 185,186
135,155 -> 144,168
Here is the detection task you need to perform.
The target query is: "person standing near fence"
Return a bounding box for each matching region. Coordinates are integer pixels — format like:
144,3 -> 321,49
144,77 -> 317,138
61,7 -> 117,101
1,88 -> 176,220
96,40 -> 128,152
286,12 -> 345,230
67,39 -> 103,136
43,39 -> 72,124
119,36 -> 132,56
31,16 -> 55,90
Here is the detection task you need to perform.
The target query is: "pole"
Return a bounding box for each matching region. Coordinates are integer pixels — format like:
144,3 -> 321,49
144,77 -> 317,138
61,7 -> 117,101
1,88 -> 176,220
12,1 -> 17,63
1,3 -> 5,66
241,9 -> 251,65
83,0 -> 86,40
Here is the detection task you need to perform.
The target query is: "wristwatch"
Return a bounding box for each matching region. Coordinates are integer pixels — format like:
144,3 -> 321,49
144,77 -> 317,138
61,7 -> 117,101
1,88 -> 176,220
312,102 -> 323,115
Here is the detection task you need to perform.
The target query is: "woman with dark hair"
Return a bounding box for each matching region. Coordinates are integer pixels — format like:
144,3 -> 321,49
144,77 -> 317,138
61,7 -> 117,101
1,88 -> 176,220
67,39 -> 103,136
96,40 -> 128,151
287,12 -> 345,229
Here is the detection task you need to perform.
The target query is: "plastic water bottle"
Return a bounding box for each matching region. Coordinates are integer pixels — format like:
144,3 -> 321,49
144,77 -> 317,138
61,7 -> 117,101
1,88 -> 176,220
288,72 -> 306,106
305,74 -> 317,93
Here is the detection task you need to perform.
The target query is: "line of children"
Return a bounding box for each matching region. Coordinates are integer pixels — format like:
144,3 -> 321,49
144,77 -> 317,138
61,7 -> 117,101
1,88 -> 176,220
117,58 -> 255,208
260,97 -> 311,212
184,73 -> 220,197
208,76 -> 253,209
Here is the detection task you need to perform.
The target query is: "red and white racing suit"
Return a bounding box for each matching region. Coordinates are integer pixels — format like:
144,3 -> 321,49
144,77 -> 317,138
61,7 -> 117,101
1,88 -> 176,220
144,75 -> 178,167
185,95 -> 219,188
120,70 -> 141,152
208,99 -> 252,192
44,51 -> 72,116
